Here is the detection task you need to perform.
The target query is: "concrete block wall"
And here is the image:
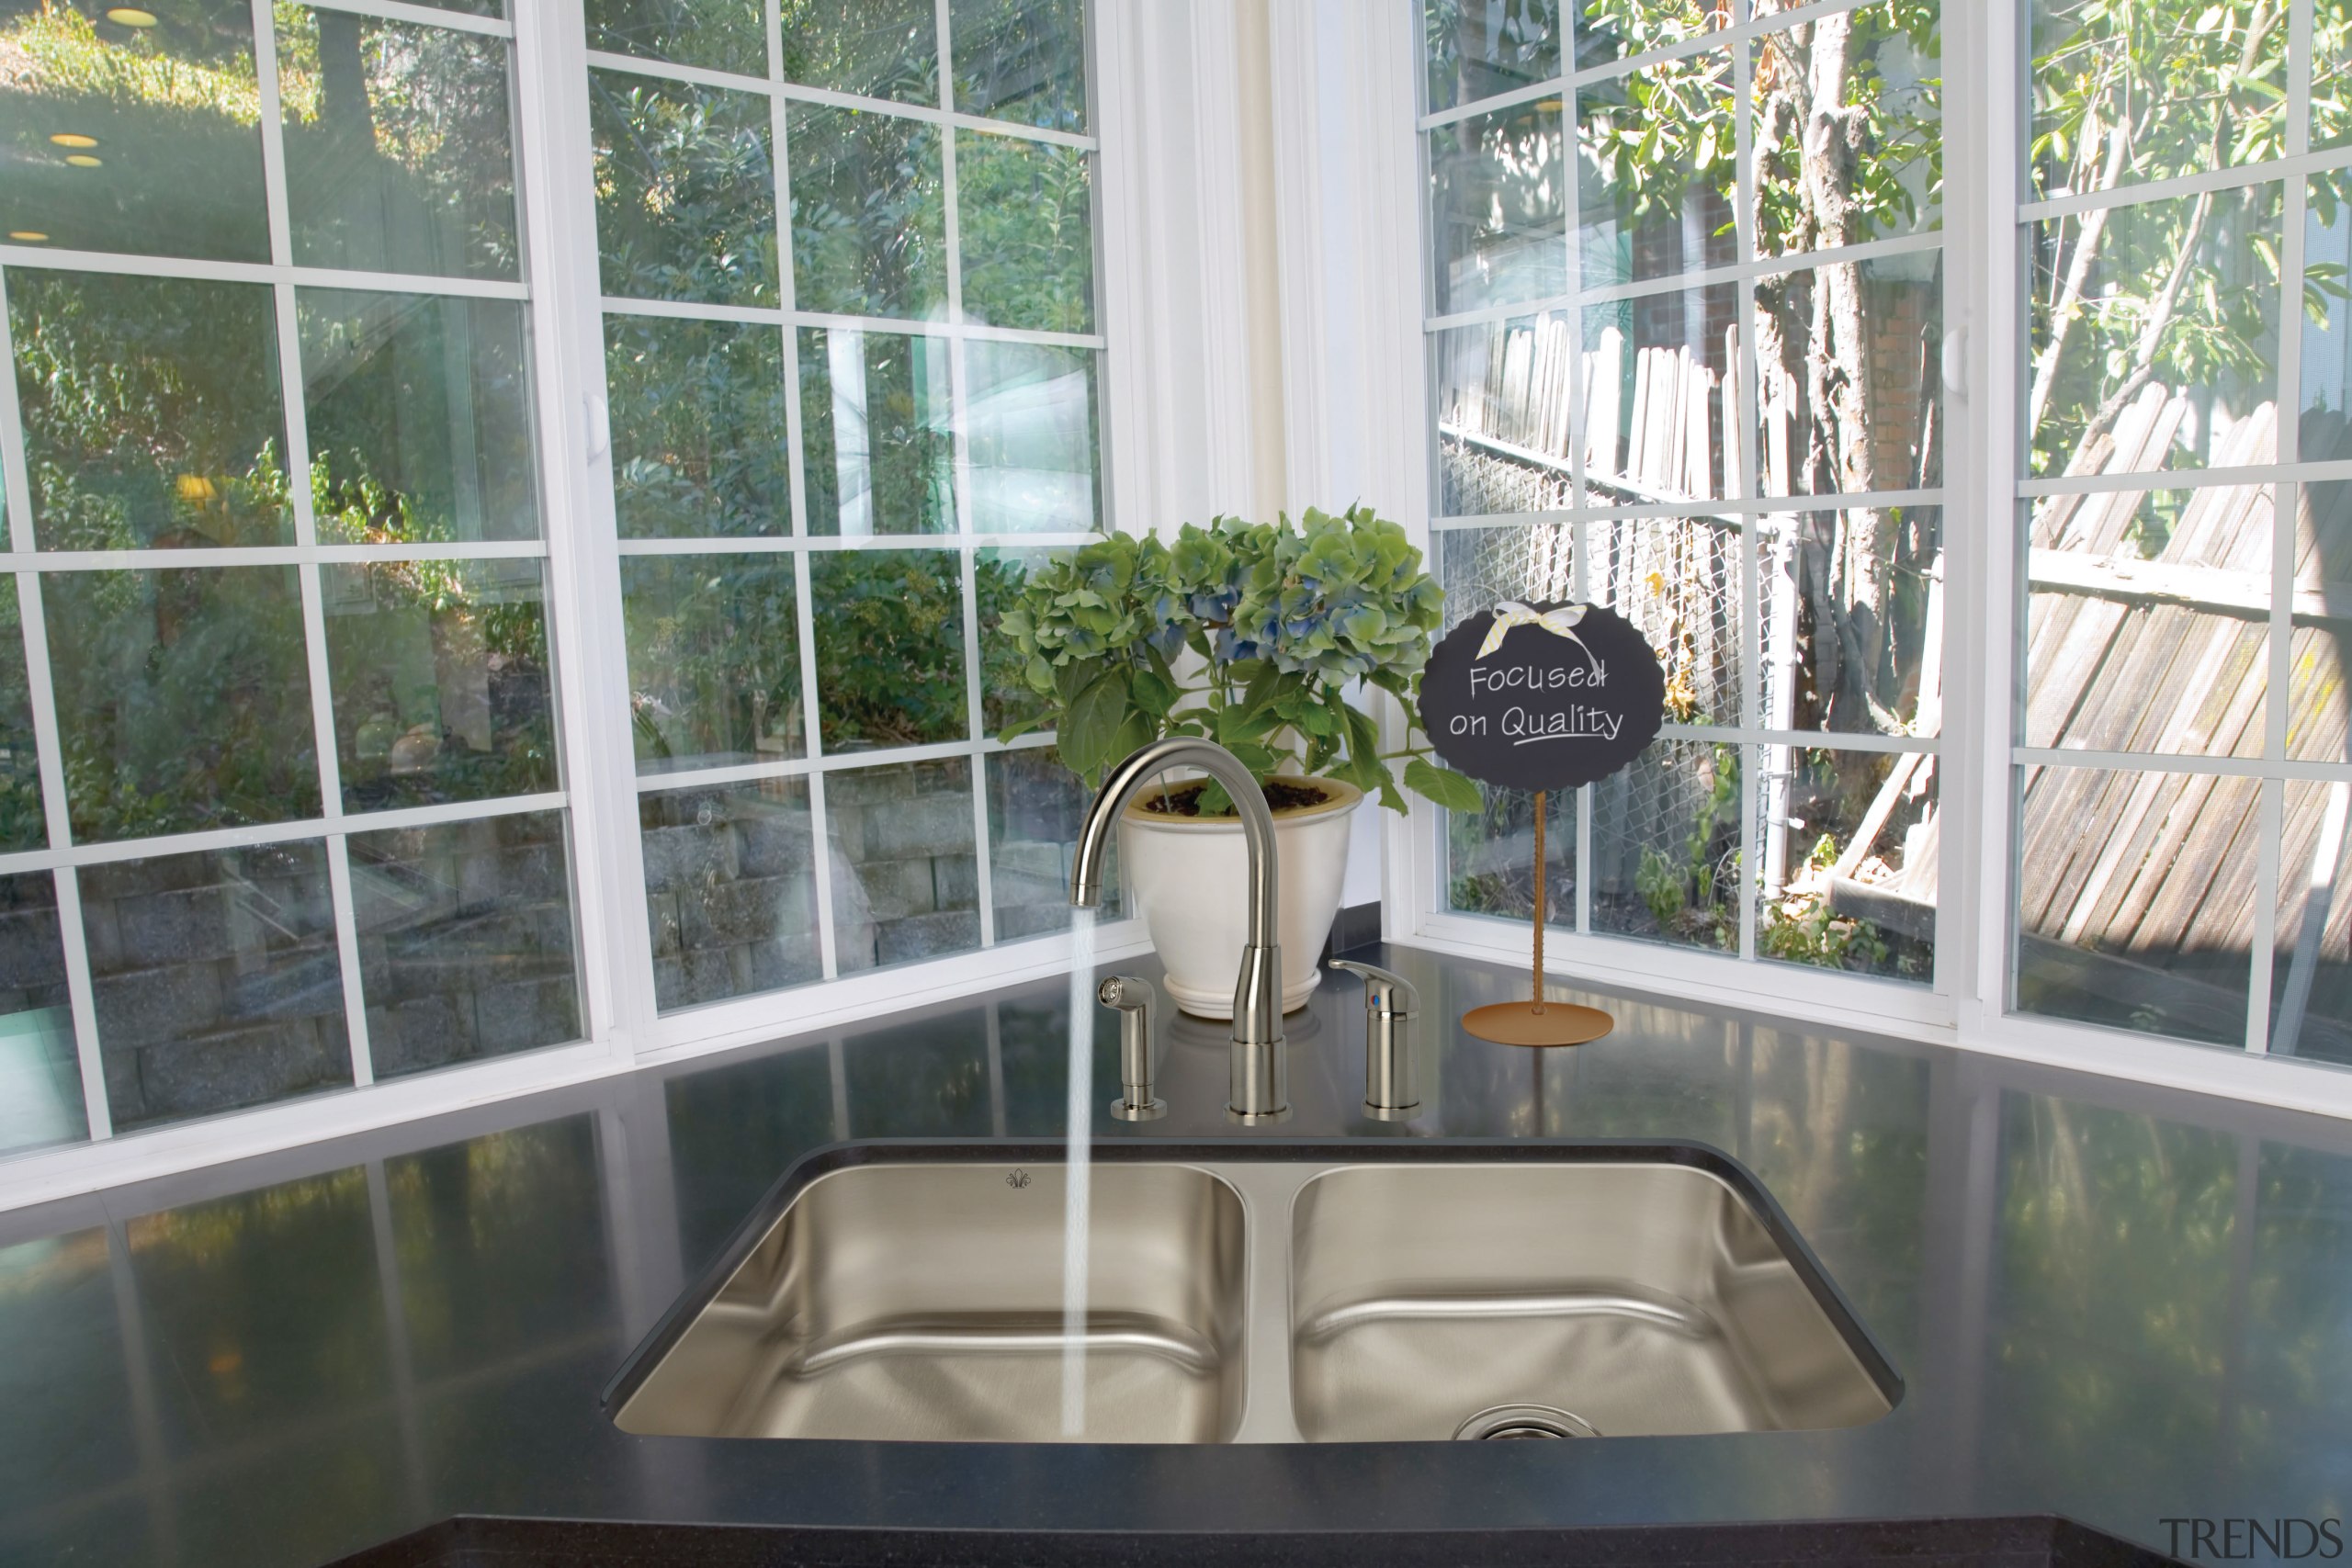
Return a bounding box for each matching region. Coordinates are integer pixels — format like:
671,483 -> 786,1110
350,810 -> 581,1079
828,758 -> 980,971
79,842 -> 351,1132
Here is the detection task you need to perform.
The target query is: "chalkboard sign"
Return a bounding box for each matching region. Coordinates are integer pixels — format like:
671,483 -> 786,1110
1419,601 -> 1667,791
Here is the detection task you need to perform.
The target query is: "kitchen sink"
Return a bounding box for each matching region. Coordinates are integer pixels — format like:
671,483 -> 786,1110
612,1161 -> 1248,1442
1287,1162 -> 1894,1440
605,1141 -> 1898,1444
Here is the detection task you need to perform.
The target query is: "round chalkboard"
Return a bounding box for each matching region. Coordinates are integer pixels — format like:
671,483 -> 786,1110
1418,601 -> 1666,791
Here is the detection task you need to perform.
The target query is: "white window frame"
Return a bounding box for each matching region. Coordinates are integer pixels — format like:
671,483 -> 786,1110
1287,0 -> 2352,1120
1,0 -> 1310,1205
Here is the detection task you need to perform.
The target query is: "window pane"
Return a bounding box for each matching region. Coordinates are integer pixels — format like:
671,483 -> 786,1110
2015,762 -> 2257,1047
605,315 -> 788,540
1429,98 -> 1565,315
2030,0 -> 2287,199
977,545 -> 1063,734
2302,171 -> 2352,463
349,811 -> 582,1078
1757,746 -> 1935,984
798,327 -> 953,536
83,842 -> 353,1132
786,102 -> 946,321
588,0 -> 764,77
966,340 -> 1100,533
621,553 -> 804,774
1444,783 -> 1576,926
1760,506 -> 1940,739
0,580 -> 46,852
2320,5 -> 2352,153
1589,737 -> 1740,951
1432,309 -> 1574,516
1576,50 -> 1733,292
1423,0 -> 1560,117
1595,514 -> 1743,728
0,871 -> 84,1154
640,778 -> 821,1011
830,756 -> 978,973
322,558 -> 557,812
1436,519 -> 1574,626
1582,285 -> 1737,505
2294,481 -> 2352,764
1750,6 -> 1939,257
781,0 -> 939,105
1756,254 -> 1941,497
809,548 -> 967,750
300,289 -> 539,545
11,270 -> 290,551
1576,0 -> 1725,67
2025,488 -> 2268,759
956,130 -> 1092,334
591,70 -> 778,306
987,745 -> 1099,939
46,566 -> 319,841
2272,779 -> 2352,1062
0,0 -> 269,264
277,6 -> 518,280
2027,184 -> 2280,479
950,0 -> 1086,133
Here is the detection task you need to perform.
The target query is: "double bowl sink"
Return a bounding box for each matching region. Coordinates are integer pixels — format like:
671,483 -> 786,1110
605,1140 -> 1899,1445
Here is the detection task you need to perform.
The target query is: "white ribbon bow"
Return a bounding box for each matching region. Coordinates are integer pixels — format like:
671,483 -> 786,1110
1476,600 -> 1598,667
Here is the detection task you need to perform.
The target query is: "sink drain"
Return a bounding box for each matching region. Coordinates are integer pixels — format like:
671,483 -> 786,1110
1453,1404 -> 1600,1440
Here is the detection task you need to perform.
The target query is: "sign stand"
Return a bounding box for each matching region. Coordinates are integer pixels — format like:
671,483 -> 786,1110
1459,789 -> 1612,1047
1419,601 -> 1666,1050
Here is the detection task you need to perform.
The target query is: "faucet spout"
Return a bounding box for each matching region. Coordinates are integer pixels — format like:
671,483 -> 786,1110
1070,739 -> 1287,1122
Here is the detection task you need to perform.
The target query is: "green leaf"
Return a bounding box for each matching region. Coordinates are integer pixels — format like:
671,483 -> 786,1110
1062,668 -> 1131,778
1405,759 -> 1484,814
1132,666 -> 1182,716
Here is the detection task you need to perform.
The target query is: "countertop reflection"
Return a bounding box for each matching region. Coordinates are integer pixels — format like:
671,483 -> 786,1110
3,943 -> 2348,1566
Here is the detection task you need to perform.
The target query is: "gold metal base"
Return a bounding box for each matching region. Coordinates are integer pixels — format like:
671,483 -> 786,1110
1461,1001 -> 1612,1047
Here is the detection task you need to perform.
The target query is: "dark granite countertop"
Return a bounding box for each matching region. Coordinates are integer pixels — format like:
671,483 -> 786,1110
3,942 -> 2346,1567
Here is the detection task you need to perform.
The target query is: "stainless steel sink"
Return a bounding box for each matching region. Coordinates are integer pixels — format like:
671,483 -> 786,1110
613,1161 -> 1248,1442
605,1142 -> 1898,1445
1287,1162 -> 1894,1441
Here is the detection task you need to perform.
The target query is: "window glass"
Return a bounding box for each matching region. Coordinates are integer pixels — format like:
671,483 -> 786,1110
1428,2 -> 1945,989
12,269 -> 290,552
786,103 -> 946,321
950,0 -> 1086,133
277,5 -> 519,280
622,554 -> 805,774
0,872 -> 84,1154
782,0 -> 939,104
0,3 -> 583,1133
640,778 -> 822,1010
588,0 -> 764,77
605,315 -> 789,540
300,289 -> 539,545
591,71 -> 778,306
84,842 -> 353,1131
0,0 -> 270,264
1423,0 -> 1560,117
830,756 -> 980,973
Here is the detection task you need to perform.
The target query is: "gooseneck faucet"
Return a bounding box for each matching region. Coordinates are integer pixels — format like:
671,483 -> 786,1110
1070,739 -> 1288,1123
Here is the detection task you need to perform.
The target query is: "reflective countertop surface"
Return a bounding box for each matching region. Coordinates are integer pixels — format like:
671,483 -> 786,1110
4,942 -> 2348,1566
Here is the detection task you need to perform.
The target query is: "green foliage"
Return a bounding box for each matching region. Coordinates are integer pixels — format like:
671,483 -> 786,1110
995,507 -> 1469,814
810,550 -> 968,749
956,131 -> 1093,333
591,72 -> 779,306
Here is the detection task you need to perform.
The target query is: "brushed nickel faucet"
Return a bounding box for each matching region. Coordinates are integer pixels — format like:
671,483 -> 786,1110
1071,739 -> 1288,1123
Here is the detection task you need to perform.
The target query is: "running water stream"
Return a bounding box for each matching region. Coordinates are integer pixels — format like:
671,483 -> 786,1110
1059,907 -> 1096,1438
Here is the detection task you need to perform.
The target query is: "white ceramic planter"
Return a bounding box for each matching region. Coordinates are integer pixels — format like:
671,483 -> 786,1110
1117,777 -> 1363,1019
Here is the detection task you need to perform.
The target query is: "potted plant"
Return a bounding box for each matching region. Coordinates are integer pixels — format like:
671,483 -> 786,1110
999,506 -> 1481,1016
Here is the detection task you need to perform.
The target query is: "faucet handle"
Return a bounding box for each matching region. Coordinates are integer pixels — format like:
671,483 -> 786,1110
1330,959 -> 1419,1019
1098,976 -> 1166,1122
1331,961 -> 1420,1120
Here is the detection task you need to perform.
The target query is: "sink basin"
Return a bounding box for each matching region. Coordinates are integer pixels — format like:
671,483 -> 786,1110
612,1160 -> 1248,1441
606,1141 -> 1897,1444
1288,1162 -> 1894,1441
